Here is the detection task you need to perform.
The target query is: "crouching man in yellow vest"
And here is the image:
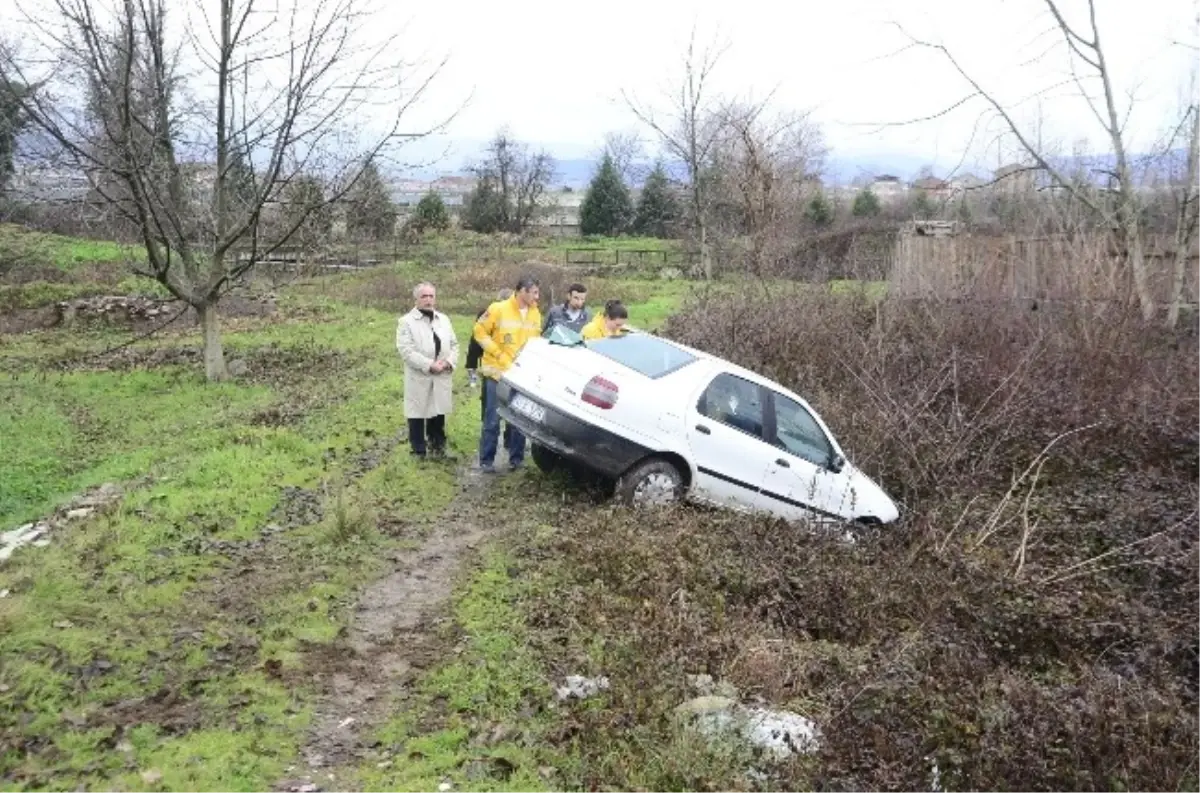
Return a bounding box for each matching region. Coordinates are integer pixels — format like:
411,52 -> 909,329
473,275 -> 542,473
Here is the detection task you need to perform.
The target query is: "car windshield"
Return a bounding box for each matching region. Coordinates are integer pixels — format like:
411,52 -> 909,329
586,333 -> 697,379
545,324 -> 584,346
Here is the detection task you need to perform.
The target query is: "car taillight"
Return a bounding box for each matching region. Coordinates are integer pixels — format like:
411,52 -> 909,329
581,375 -> 619,409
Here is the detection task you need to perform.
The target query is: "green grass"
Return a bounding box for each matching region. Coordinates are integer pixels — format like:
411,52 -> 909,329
0,223 -> 139,271
0,236 -> 802,790
0,293 -> 504,790
544,235 -> 680,253
0,262 -> 691,790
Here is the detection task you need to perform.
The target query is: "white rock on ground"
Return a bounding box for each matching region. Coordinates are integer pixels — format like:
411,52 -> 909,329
1,523 -> 48,562
1,483 -> 123,565
555,675 -> 611,701
676,695 -> 822,760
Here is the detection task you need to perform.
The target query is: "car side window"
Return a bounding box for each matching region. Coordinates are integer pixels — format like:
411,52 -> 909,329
697,373 -> 765,439
772,392 -> 834,467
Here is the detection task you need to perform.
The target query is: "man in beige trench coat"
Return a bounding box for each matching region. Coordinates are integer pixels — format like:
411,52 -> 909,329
396,282 -> 460,459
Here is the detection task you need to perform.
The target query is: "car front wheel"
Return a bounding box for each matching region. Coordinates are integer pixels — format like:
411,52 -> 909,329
615,458 -> 684,509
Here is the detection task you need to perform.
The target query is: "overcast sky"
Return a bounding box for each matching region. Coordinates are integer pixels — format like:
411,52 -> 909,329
396,0 -> 1197,170
6,0 -> 1197,174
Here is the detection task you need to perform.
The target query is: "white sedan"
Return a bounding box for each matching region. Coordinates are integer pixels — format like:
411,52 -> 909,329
496,328 -> 900,526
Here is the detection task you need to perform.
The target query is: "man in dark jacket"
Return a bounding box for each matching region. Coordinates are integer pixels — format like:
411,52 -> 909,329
541,283 -> 591,335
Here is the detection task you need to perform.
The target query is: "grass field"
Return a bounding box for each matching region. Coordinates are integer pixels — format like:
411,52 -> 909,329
0,224 -> 139,271
2,225 -> 1191,792
0,232 -> 701,790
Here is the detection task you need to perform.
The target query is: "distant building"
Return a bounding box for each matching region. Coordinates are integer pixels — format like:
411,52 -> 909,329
8,164 -> 91,203
948,173 -> 985,193
910,175 -> 951,198
534,189 -> 583,237
870,174 -> 907,201
993,163 -> 1036,194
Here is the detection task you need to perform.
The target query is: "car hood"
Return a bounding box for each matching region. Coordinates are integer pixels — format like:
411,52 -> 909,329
845,463 -> 900,524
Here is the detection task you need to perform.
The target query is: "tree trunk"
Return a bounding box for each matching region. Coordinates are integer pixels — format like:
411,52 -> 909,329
699,221 -> 712,280
1167,108 -> 1199,329
1126,223 -> 1156,322
197,302 -> 230,382
1166,245 -> 1191,329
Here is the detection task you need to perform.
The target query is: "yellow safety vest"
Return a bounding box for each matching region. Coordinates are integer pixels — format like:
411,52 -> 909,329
473,296 -> 543,379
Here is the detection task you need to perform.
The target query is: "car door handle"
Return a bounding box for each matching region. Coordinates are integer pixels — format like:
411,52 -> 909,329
695,424 -> 711,435
775,458 -> 790,468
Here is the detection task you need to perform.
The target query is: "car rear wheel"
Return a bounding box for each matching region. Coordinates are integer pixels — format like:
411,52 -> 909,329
530,443 -> 562,474
615,458 -> 684,509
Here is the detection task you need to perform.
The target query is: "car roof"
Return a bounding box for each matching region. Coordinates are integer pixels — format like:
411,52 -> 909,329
641,331 -> 816,403
642,332 -> 772,384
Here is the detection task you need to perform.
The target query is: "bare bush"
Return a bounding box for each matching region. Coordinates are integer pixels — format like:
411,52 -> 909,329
513,286 -> 1197,790
893,0 -> 1199,323
664,288 -> 1196,507
709,101 -> 827,276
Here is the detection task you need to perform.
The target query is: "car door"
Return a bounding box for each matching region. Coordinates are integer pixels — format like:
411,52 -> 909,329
684,372 -> 778,514
760,389 -> 857,522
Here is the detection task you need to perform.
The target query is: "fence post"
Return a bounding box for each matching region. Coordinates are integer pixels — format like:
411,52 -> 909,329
615,249 -> 620,267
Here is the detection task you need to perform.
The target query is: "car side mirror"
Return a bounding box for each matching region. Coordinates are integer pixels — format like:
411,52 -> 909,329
828,454 -> 845,474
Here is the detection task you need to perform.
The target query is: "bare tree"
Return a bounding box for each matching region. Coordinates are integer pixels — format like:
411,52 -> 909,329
1165,95 -> 1199,328
598,129 -> 646,186
624,27 -> 729,279
894,0 -> 1188,322
714,99 -> 827,273
0,0 -> 449,380
469,129 -> 555,235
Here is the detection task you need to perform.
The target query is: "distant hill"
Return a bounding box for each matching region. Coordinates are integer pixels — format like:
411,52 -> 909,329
376,136 -> 1200,191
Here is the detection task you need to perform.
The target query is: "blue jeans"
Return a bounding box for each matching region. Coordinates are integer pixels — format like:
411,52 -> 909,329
480,377 -> 526,466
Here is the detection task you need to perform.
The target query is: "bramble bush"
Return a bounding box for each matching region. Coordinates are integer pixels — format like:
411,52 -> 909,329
519,288 -> 1197,790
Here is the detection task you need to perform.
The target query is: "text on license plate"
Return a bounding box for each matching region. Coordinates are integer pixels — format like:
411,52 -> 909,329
510,394 -> 546,422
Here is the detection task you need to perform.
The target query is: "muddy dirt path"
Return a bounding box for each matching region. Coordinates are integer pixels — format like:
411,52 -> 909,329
277,467 -> 496,793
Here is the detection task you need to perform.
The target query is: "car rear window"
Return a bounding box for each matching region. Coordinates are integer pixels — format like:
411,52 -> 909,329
586,333 -> 697,378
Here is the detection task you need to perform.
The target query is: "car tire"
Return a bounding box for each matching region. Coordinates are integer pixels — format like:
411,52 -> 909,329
615,458 -> 684,509
530,443 -> 562,474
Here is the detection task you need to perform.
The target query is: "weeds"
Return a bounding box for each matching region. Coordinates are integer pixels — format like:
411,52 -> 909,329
504,290 -> 1199,790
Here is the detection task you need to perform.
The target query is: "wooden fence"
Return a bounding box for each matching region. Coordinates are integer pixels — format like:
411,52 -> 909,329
890,231 -> 1199,305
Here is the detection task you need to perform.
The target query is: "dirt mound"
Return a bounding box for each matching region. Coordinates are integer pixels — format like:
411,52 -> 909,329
0,305 -> 60,334
57,294 -> 179,325
238,341 -> 357,389
519,490 -> 1197,791
44,339 -> 354,391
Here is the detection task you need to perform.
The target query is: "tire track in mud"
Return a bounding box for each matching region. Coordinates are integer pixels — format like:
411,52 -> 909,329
276,466 -> 497,792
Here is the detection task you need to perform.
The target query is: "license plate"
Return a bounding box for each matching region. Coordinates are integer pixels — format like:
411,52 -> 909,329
510,393 -> 546,423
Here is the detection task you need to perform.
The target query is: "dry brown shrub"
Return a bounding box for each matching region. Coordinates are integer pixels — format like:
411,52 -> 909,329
516,288 -> 1198,791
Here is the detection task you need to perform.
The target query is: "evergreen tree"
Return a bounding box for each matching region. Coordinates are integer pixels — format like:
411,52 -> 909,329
346,160 -> 396,239
283,175 -> 332,248
411,190 -> 449,233
911,190 -> 934,218
805,192 -> 833,227
462,176 -> 506,234
956,195 -> 973,226
851,188 -> 881,218
579,153 -> 633,236
224,146 -> 257,218
0,78 -> 33,195
632,162 -> 679,238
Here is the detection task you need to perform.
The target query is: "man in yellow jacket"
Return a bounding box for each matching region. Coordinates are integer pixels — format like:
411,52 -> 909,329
473,275 -> 542,472
581,299 -> 629,340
